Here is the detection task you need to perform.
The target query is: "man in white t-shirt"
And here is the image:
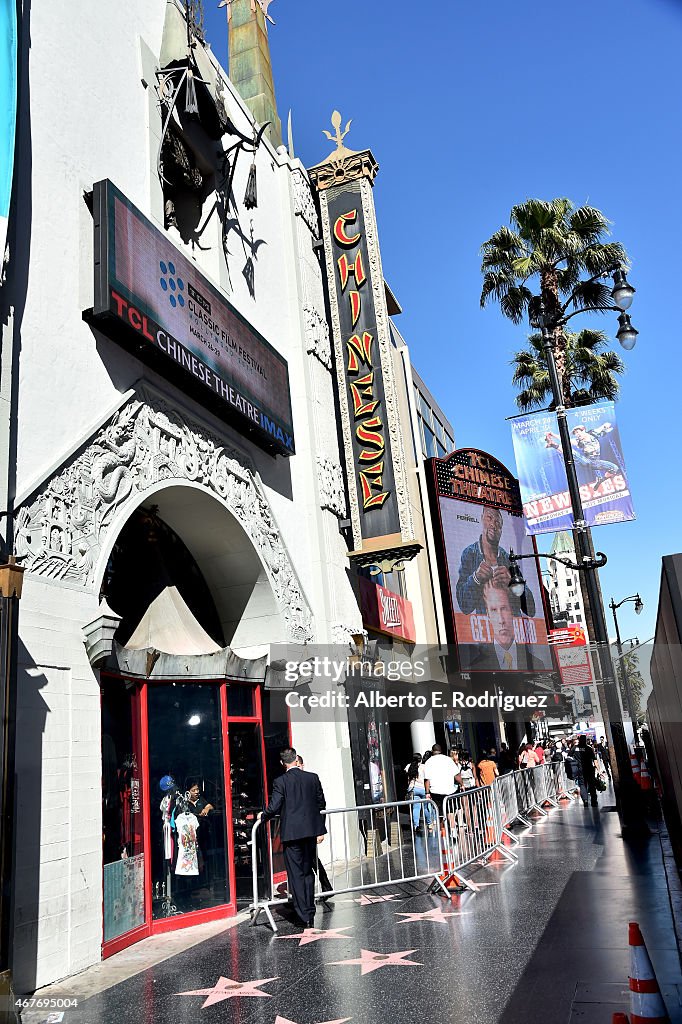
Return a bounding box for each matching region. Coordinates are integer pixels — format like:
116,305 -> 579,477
424,745 -> 461,814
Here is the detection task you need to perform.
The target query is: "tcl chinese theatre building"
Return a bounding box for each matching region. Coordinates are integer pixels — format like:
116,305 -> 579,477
3,0 -> 364,990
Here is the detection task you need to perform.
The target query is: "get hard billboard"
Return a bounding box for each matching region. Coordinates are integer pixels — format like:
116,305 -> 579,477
510,402 -> 635,535
437,496 -> 551,673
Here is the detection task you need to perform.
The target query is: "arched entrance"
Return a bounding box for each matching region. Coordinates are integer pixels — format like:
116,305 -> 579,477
98,484 -> 292,956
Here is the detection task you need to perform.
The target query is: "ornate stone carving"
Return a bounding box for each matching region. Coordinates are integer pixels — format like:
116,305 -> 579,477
15,387 -> 313,643
308,112 -> 379,193
309,150 -> 379,192
304,304 -> 332,371
331,623 -> 365,647
316,456 -> 346,519
292,169 -> 319,236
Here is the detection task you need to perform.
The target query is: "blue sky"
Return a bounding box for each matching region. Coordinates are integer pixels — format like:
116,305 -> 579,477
205,0 -> 682,644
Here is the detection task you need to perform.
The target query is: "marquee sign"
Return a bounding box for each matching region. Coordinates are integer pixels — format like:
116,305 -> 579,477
432,448 -> 522,511
90,179 -> 295,456
325,192 -> 399,536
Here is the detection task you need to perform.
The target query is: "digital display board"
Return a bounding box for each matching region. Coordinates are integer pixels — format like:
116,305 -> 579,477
91,179 -> 294,456
429,450 -> 552,674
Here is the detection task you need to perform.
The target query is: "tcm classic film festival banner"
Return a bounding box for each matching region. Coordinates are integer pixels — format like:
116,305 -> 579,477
430,451 -> 552,674
510,402 -> 635,535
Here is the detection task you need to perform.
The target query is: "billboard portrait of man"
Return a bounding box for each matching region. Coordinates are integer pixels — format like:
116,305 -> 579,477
455,505 -> 535,618
468,582 -> 548,672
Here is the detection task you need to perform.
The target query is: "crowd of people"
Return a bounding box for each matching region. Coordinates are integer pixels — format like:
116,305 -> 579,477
405,733 -> 611,825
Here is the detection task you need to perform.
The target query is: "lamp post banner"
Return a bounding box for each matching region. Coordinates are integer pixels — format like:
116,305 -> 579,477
510,402 -> 635,534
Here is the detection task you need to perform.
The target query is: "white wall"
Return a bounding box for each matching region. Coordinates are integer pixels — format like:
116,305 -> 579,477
10,0 -> 360,988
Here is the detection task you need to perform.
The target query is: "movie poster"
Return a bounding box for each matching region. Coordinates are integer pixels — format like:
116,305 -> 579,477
438,498 -> 551,672
510,402 -> 635,535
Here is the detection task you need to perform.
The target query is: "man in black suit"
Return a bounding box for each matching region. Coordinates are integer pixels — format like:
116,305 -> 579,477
259,747 -> 327,928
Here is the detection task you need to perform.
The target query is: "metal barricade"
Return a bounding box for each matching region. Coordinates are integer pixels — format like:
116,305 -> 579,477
250,797 -> 449,931
442,784 -> 517,892
495,771 -> 532,833
514,765 -> 548,818
547,759 -> 578,801
532,764 -> 559,809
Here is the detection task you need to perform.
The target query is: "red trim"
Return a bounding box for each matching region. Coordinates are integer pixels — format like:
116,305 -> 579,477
151,903 -> 235,934
220,683 -> 236,911
139,683 -> 153,932
102,921 -> 150,960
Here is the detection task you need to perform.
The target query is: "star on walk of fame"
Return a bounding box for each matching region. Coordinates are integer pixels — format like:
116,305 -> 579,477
276,926 -> 354,946
275,1017 -> 352,1024
395,907 -> 470,924
353,893 -> 400,905
176,975 -> 278,1007
328,949 -> 423,975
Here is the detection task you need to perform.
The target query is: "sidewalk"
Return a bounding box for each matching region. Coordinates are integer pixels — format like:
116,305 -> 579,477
21,792 -> 682,1024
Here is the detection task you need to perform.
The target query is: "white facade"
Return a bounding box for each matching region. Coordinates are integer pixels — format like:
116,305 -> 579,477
4,0 -> 361,990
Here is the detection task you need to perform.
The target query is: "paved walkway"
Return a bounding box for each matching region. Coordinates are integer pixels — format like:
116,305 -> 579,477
22,792 -> 682,1024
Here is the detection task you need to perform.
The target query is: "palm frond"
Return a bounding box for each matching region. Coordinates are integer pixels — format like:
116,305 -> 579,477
568,280 -> 613,313
480,269 -> 517,308
499,285 -> 533,323
568,205 -> 610,243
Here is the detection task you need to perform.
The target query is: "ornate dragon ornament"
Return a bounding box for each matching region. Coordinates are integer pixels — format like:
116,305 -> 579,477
316,457 -> 347,519
15,387 -> 313,643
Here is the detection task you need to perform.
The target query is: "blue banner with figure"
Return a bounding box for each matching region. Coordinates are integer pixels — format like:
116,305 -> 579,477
0,0 -> 17,261
510,402 -> 635,534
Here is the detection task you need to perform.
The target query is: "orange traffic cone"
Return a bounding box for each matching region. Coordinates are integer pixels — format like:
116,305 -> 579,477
613,1014 -> 630,1023
640,761 -> 652,792
630,751 -> 642,787
629,921 -> 670,1023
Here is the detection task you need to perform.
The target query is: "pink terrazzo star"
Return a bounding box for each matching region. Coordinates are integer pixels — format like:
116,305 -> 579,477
275,1017 -> 351,1024
328,948 -> 423,975
276,926 -> 353,946
395,907 -> 469,924
176,975 -> 278,1008
353,893 -> 400,905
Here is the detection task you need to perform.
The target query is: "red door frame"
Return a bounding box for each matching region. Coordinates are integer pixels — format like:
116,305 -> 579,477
101,675 -> 277,958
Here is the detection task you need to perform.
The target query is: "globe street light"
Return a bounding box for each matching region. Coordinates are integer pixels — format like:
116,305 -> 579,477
611,267 -> 636,311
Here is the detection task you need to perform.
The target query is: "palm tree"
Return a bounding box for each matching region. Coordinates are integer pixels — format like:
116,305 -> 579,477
480,198 -> 629,403
511,328 -> 625,412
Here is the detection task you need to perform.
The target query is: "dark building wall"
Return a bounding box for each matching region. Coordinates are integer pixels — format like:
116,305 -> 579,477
648,553 -> 682,860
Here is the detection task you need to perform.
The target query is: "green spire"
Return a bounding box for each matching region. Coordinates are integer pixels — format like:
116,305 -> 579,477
228,0 -> 282,148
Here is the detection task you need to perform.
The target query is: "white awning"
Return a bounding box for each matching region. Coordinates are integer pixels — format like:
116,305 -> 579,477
124,586 -> 222,656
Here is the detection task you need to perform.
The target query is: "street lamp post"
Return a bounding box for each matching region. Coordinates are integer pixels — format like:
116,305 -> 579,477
609,594 -> 644,732
512,268 -> 647,832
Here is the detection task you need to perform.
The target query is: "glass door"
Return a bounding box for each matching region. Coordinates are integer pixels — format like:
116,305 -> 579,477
227,718 -> 264,901
101,678 -> 146,954
147,683 -> 230,922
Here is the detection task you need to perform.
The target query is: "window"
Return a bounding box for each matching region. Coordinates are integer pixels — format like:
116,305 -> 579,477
423,423 -> 437,458
419,393 -> 433,428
